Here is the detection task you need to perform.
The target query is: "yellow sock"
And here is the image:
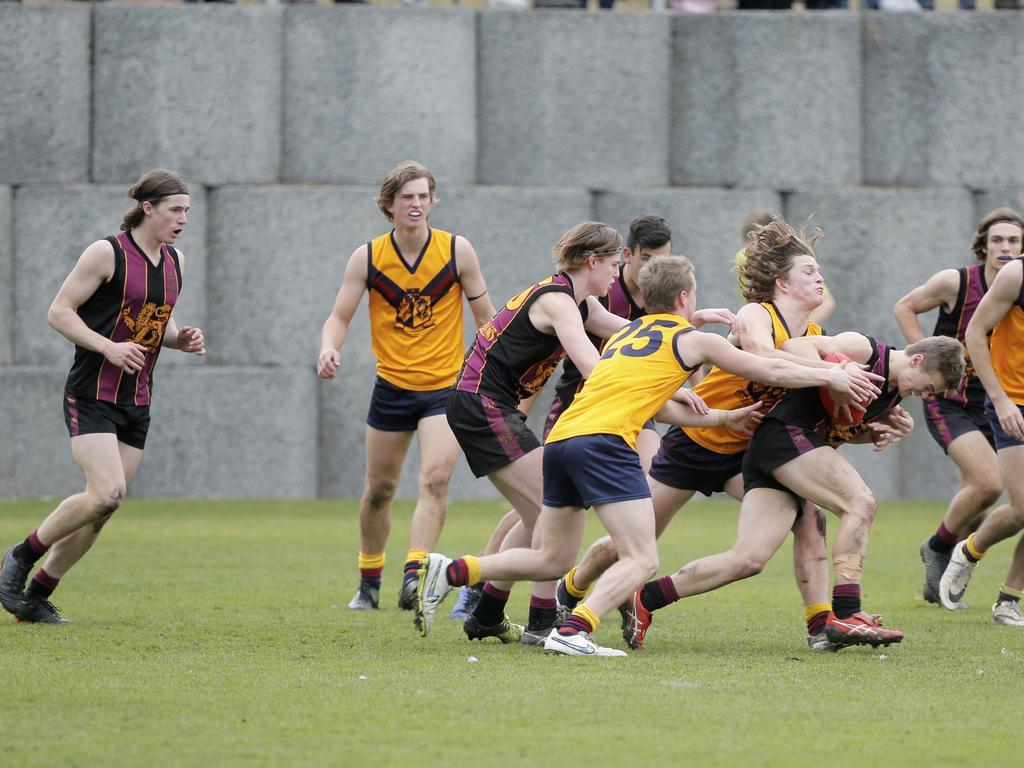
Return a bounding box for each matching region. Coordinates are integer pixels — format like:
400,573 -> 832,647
405,548 -> 428,566
358,552 -> 385,570
965,533 -> 987,561
572,605 -> 601,633
564,566 -> 589,599
999,583 -> 1024,599
462,555 -> 482,586
804,603 -> 832,622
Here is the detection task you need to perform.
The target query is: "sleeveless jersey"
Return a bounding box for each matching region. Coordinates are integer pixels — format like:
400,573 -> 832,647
456,273 -> 589,405
766,335 -> 902,448
932,263 -> 987,406
683,302 -> 822,455
989,261 -> 1024,405
551,272 -> 643,405
546,314 -> 698,449
366,228 -> 463,391
65,231 -> 181,407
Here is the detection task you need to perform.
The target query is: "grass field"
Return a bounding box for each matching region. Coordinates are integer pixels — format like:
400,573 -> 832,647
0,497 -> 1020,766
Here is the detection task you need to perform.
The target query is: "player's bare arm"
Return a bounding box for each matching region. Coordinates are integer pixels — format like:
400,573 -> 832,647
48,239 -> 147,375
530,292 -> 601,379
893,269 -> 960,344
687,330 -> 881,402
656,398 -> 763,434
454,236 -> 496,327
581,296 -> 630,340
689,307 -> 741,332
733,302 -> 831,368
159,252 -> 205,355
317,245 -> 369,379
966,259 -> 1024,439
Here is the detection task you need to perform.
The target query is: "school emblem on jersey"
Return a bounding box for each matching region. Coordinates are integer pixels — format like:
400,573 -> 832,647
395,289 -> 435,334
122,302 -> 172,352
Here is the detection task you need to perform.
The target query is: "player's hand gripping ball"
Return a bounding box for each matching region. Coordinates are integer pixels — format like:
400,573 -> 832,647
819,352 -> 866,427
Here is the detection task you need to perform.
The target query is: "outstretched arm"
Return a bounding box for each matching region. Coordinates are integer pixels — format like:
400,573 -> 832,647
581,297 -> 630,340
316,246 -> 369,380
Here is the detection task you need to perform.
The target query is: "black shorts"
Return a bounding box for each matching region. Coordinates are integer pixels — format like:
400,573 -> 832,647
741,418 -> 825,503
366,377 -> 449,432
649,427 -> 742,497
447,390 -> 540,478
543,434 -> 650,509
63,392 -> 150,450
922,393 -> 994,453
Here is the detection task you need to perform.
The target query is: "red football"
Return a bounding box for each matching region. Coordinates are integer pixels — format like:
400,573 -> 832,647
819,352 -> 865,427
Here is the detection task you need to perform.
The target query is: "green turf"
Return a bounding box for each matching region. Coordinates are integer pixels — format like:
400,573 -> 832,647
0,498 -> 1019,766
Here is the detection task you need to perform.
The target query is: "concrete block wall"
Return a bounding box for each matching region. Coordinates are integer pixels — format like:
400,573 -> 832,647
2,6 -> 1022,501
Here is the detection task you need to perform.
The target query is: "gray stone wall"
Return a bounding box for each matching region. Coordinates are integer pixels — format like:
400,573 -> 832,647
2,7 -> 1022,501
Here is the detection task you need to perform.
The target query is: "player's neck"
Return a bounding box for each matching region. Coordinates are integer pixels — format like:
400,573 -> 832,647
130,227 -> 164,264
392,223 -> 429,257
887,350 -> 907,388
772,294 -> 813,334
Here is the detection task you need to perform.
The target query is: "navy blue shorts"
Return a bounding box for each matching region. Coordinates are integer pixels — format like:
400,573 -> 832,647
922,393 -> 993,454
366,377 -> 449,432
447,390 -> 539,478
543,434 -> 651,509
649,426 -> 743,496
988,399 -> 1024,451
63,392 -> 150,450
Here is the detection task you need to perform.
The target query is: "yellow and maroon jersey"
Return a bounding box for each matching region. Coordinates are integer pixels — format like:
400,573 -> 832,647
683,302 -> 821,455
65,231 -> 181,407
989,263 -> 1024,405
366,228 -> 464,391
546,313 -> 699,450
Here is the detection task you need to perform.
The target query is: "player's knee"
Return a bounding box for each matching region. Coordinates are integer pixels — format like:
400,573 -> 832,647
363,479 -> 397,510
90,484 -> 124,519
638,552 -> 659,582
734,551 -> 767,580
844,492 -> 876,527
973,477 -> 1002,508
419,469 -> 451,501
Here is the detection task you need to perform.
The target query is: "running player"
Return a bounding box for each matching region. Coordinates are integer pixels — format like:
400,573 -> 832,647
940,249 -> 1024,625
416,255 -> 882,653
0,169 -> 205,624
894,208 -> 1023,611
625,332 -> 964,650
560,218 -> 853,651
315,162 -> 495,612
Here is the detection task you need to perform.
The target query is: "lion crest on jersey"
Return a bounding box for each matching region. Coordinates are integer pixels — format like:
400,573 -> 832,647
122,302 -> 172,352
395,289 -> 435,333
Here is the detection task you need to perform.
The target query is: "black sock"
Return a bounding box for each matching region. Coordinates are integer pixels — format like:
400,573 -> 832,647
472,587 -> 509,626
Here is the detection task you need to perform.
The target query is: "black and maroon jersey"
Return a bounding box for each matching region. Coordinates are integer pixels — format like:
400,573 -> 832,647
764,335 -> 902,448
455,273 -> 589,405
549,272 -> 640,407
65,231 -> 181,406
932,263 -> 986,406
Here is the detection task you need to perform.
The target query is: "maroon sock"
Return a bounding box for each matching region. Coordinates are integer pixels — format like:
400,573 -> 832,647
807,610 -> 829,636
832,583 -> 861,619
445,559 -> 471,588
639,576 -> 679,612
25,568 -> 59,600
